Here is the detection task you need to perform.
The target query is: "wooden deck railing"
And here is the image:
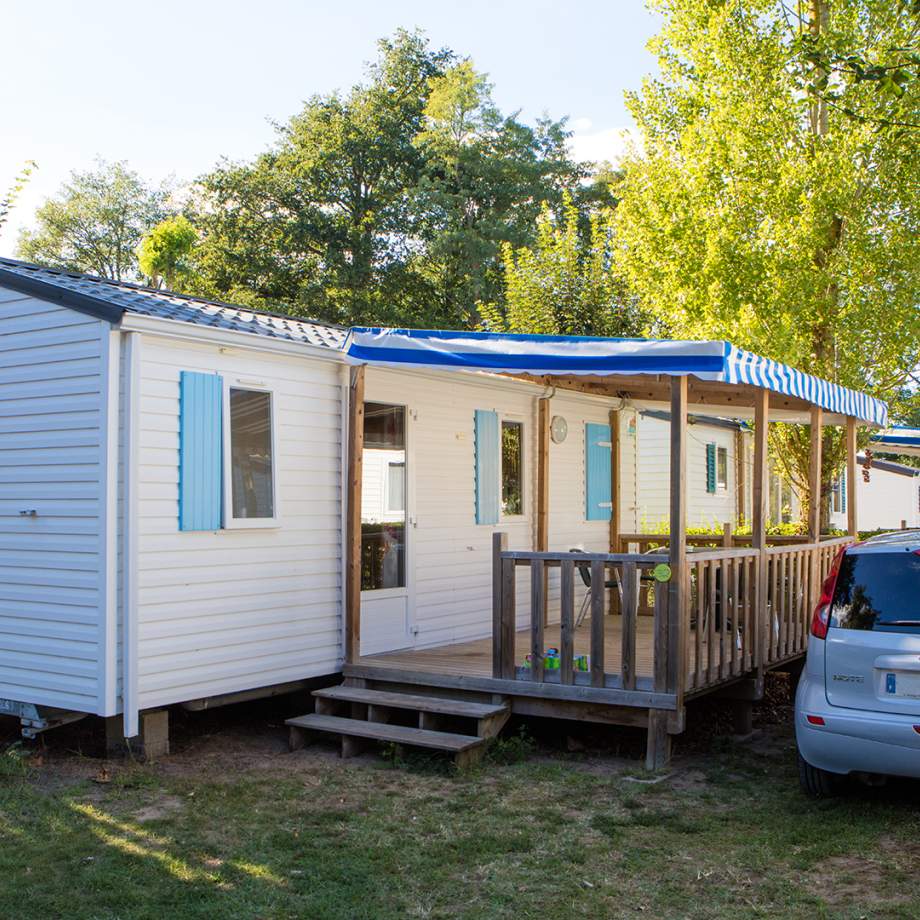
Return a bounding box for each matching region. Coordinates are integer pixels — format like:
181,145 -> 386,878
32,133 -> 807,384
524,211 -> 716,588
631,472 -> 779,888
491,532 -> 854,708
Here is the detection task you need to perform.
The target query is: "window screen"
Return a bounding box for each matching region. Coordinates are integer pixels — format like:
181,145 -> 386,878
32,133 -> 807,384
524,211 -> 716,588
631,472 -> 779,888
229,388 -> 275,519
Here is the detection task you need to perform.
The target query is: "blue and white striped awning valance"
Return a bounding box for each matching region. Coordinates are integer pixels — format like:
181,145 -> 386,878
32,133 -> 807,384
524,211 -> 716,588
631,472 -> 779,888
343,328 -> 888,426
871,427 -> 920,457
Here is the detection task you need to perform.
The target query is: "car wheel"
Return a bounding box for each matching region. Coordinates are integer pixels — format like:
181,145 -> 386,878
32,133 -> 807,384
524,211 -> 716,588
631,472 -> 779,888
798,752 -> 840,798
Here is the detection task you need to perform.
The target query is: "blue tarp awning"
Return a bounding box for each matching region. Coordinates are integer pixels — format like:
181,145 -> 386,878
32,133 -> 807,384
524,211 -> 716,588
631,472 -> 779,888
344,327 -> 888,427
872,427 -> 920,457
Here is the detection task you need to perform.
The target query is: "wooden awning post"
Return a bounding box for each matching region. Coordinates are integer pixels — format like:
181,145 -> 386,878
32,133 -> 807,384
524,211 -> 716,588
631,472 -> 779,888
345,364 -> 366,665
846,416 -> 858,538
536,397 -> 550,624
752,390 -> 769,672
609,406 -> 621,614
807,406 -> 823,544
647,375 -> 687,770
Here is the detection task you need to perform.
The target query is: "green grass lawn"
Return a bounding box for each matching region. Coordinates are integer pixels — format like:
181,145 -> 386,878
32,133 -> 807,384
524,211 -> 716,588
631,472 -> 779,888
1,696 -> 919,920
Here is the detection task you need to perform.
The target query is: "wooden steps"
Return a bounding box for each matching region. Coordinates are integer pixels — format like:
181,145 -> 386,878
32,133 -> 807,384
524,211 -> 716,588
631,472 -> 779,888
312,685 -> 507,720
286,683 -> 510,768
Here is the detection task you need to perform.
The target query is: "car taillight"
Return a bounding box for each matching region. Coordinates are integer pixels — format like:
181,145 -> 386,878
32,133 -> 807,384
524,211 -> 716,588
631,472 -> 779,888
810,546 -> 848,640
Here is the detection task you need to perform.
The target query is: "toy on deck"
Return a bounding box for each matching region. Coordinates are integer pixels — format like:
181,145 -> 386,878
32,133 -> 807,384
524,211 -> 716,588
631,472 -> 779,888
522,649 -> 590,671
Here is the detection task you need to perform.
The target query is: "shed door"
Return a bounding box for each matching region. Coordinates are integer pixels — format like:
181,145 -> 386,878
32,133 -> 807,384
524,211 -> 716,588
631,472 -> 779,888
360,402 -> 414,654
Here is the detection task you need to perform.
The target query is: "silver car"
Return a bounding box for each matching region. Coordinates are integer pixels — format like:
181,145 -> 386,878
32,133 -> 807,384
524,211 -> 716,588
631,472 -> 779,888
796,530 -> 920,796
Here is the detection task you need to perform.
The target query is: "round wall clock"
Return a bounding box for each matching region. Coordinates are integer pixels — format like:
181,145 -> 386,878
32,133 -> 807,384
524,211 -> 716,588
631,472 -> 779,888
550,415 -> 568,444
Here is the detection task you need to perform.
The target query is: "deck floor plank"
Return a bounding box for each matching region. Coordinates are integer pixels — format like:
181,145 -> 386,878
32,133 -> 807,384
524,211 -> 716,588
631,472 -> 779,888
359,614 -> 722,687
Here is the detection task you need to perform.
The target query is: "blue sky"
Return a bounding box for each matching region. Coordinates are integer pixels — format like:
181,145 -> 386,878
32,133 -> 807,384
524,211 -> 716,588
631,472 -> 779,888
0,0 -> 660,255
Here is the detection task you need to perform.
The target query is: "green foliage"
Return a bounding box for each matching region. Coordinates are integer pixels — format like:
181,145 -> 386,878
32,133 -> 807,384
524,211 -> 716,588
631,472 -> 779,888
17,160 -> 170,281
484,726 -> 535,765
0,160 -> 36,239
190,30 -> 584,328
613,0 -> 920,520
137,215 -> 198,290
480,191 -> 643,337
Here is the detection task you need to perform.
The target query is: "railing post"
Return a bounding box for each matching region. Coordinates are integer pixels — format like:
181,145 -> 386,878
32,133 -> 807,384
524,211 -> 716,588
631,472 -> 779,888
492,532 -> 508,679
530,560 -> 545,681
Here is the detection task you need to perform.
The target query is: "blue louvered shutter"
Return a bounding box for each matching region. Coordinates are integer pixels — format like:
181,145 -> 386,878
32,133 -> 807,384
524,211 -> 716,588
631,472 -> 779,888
840,468 -> 847,513
474,409 -> 499,525
705,443 -> 717,494
585,423 -> 612,521
179,371 -> 223,531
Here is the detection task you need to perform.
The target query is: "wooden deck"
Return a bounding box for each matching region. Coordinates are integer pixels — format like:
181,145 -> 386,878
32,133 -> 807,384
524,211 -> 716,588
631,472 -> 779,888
359,614 -> 751,692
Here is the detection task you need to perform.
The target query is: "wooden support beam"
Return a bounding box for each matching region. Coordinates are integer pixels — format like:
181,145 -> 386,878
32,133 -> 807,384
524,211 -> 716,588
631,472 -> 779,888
846,416 -> 858,538
668,376 -> 687,704
536,397 -> 550,623
807,406 -> 823,543
734,428 -> 746,523
345,364 -> 366,665
492,531 -> 508,678
609,407 -> 621,553
609,407 -> 621,615
752,390 -> 769,672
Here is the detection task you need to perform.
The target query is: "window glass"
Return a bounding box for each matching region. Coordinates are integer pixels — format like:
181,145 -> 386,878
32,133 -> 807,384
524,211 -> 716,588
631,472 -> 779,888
716,446 -> 728,489
501,420 -> 523,516
229,388 -> 274,519
387,462 -> 405,512
362,403 -> 406,590
831,552 -> 920,634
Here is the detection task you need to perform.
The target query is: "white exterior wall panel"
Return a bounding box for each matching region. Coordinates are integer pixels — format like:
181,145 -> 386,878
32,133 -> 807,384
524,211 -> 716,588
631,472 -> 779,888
0,291 -> 112,712
133,335 -> 343,709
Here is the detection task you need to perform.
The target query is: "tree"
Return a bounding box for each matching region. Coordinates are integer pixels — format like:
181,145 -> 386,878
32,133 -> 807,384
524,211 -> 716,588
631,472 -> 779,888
480,191 -> 643,337
412,61 -> 584,325
191,32 -> 584,328
17,160 -> 169,281
613,0 -> 920,525
192,30 -> 449,326
137,215 -> 198,290
0,160 -> 37,241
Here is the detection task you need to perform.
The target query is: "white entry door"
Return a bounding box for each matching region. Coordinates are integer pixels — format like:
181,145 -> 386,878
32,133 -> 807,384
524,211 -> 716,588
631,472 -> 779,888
359,400 -> 414,655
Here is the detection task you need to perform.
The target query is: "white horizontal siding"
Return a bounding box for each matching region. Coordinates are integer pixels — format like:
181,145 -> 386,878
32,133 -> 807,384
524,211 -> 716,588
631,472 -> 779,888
0,290 -> 108,712
830,466 -> 920,532
636,415 -> 739,529
134,335 -> 343,709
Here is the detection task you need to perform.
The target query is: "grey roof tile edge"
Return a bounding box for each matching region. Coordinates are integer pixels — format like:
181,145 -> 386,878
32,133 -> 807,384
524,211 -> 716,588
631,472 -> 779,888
0,257 -> 346,350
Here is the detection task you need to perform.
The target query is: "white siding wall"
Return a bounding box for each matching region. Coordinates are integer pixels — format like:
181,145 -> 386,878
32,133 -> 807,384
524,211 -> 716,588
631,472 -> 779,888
364,367 -> 537,649
636,415 -> 738,529
362,371 -> 646,648
133,334 -> 344,709
830,466 -> 920,532
0,292 -> 112,713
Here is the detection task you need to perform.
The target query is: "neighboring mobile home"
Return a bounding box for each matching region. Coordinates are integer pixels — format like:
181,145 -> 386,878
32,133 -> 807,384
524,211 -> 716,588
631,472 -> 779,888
0,258 -> 874,764
829,453 -> 920,533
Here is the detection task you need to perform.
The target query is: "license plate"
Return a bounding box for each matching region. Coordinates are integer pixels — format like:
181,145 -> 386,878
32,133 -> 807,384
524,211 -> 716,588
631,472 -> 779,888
885,671 -> 920,699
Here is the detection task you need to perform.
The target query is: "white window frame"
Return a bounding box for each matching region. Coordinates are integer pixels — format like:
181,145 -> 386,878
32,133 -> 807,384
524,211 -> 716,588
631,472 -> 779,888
500,415 -> 527,521
716,445 -> 729,491
222,382 -> 280,529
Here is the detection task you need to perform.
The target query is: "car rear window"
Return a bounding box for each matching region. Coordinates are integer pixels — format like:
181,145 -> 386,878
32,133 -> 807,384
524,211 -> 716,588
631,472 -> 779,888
831,551 -> 920,634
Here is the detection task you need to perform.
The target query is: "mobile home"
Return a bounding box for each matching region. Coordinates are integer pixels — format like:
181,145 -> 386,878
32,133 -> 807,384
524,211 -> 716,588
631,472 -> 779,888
0,258 -> 882,765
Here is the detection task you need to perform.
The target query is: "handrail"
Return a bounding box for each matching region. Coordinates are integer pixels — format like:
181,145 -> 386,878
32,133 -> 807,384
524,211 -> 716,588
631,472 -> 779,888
491,533 -> 855,706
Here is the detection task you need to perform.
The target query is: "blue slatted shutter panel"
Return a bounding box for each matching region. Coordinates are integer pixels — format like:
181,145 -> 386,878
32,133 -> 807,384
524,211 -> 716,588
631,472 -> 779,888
840,468 -> 847,513
585,423 -> 612,521
474,409 -> 500,525
705,443 -> 717,493
179,371 -> 223,531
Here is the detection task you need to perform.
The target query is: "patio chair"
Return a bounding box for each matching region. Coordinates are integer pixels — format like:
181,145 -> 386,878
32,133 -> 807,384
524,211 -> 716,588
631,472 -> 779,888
570,549 -> 621,627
